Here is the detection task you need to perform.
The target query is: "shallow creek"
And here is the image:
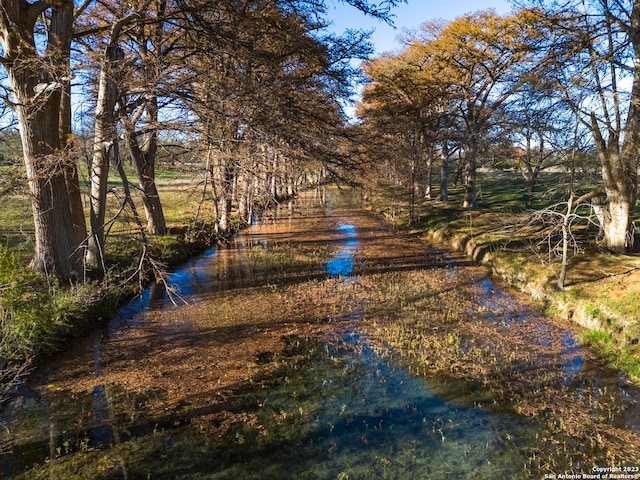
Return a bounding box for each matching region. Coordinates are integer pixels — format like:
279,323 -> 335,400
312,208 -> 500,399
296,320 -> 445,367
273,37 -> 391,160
1,187 -> 640,479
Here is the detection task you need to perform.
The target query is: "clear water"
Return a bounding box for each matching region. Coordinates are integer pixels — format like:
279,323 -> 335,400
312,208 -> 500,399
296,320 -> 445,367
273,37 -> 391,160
1,187 -> 639,479
244,332 -> 533,479
325,222 -> 358,277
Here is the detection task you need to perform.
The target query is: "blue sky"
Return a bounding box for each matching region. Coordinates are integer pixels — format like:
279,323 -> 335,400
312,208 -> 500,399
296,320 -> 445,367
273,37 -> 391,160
328,0 -> 513,54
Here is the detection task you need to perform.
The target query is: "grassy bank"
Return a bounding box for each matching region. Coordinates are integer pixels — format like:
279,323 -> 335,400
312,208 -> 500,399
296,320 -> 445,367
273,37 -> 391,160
0,169 -> 219,400
365,174 -> 640,382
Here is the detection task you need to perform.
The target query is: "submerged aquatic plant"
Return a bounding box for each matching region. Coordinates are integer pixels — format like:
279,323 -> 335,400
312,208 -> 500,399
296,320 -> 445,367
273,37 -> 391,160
3,189 -> 639,478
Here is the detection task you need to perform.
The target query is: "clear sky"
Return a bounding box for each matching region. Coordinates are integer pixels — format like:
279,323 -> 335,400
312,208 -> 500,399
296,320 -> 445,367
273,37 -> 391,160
328,0 -> 514,55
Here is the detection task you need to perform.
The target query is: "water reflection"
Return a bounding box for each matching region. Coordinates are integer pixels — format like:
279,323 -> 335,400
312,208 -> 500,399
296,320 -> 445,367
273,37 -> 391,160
474,277 -> 587,384
560,332 -> 583,385
250,334 -> 530,479
91,340 -> 112,447
325,222 -> 358,277
111,247 -> 218,330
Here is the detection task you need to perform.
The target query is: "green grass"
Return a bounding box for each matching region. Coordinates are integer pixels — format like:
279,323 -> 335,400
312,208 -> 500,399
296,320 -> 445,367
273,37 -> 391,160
603,291 -> 640,318
0,244 -> 95,361
581,328 -> 640,380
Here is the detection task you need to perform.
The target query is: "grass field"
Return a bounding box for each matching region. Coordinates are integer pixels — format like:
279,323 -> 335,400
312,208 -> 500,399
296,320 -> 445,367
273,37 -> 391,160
0,164 -> 212,258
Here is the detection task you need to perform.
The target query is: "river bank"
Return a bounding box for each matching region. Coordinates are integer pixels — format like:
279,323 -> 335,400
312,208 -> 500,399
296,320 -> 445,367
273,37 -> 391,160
364,180 -> 640,383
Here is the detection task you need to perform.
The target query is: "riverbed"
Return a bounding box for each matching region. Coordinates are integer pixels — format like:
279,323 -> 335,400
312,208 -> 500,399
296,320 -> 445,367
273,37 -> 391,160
1,187 -> 639,479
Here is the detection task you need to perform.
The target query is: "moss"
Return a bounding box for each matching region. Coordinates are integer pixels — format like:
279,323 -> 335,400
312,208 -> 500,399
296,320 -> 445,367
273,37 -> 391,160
584,304 -> 606,321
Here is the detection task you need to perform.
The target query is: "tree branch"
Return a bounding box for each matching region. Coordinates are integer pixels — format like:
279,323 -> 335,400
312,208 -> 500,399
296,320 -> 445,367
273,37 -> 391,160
73,0 -> 93,20
25,1 -> 49,27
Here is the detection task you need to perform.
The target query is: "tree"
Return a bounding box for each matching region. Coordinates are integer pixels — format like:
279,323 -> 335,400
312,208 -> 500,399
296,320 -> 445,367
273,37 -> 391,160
178,0 -> 379,232
425,9 -> 546,208
505,76 -> 577,209
84,2 -> 154,273
587,0 -> 639,253
119,0 -> 169,236
529,0 -> 639,252
0,0 -> 407,279
0,1 -> 86,279
360,34 -> 454,207
360,10 -> 547,208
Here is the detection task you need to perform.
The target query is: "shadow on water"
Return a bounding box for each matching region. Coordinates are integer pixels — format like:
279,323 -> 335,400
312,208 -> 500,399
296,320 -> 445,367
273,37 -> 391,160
469,276 -> 640,433
1,334 -> 540,479
1,186 -> 639,478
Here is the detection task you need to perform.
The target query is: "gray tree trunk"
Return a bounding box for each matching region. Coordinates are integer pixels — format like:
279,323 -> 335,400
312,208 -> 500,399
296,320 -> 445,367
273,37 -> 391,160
439,140 -> 449,202
462,137 -> 478,209
86,43 -> 122,272
54,4 -> 87,253
122,103 -> 167,236
124,8 -> 166,236
609,2 -> 640,253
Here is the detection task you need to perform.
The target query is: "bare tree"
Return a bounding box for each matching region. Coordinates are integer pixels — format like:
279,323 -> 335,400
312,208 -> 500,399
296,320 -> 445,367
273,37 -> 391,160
532,0 -> 639,252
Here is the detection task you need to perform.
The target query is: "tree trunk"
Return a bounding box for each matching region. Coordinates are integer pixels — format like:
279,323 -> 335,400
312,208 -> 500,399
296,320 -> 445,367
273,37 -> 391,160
610,2 -> 640,253
122,103 -> 167,236
237,173 -> 253,225
213,154 -> 235,233
462,138 -> 478,209
586,1 -> 640,254
525,175 -> 537,210
54,4 -> 87,253
86,44 -> 122,272
439,140 -> 449,202
125,8 -> 166,235
0,1 -> 84,279
592,110 -> 637,253
602,192 -> 634,253
270,152 -> 278,199
558,193 -> 574,289
287,176 -> 295,198
424,146 -> 434,200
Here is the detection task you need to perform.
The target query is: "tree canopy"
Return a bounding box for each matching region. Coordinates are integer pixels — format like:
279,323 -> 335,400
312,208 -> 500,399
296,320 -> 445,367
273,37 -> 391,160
359,1 -> 640,253
0,0 -> 406,279
2,0 -> 640,282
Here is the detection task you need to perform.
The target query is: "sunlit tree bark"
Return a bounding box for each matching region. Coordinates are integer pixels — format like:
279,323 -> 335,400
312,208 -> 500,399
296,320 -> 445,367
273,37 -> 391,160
540,0 -> 640,252
55,3 -> 87,251
86,24 -> 124,272
85,4 -> 153,273
604,0 -> 640,252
